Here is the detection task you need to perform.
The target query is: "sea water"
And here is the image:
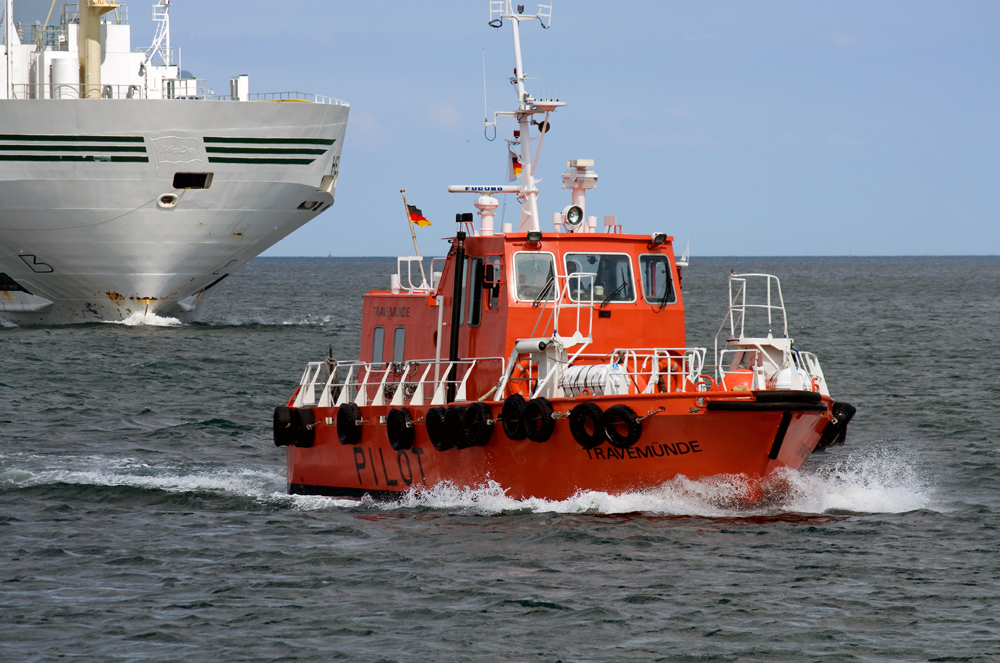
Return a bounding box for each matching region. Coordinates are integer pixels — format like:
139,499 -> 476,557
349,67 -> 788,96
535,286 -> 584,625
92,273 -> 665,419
2,256 -> 998,662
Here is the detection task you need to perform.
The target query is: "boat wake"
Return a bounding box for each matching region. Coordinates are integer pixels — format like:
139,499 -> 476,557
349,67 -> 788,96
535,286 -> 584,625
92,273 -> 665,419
1,445 -> 932,518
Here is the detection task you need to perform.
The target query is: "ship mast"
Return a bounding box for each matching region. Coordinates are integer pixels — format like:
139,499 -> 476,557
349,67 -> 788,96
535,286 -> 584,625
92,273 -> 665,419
4,0 -> 13,99
448,2 -> 560,230
146,0 -> 172,67
79,0 -> 120,98
508,11 -> 538,231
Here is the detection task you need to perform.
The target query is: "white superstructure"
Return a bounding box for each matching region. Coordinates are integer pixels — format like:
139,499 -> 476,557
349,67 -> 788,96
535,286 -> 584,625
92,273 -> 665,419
0,1 -> 349,323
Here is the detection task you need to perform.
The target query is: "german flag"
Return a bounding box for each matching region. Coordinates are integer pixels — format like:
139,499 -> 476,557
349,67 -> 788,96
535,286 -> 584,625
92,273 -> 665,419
508,150 -> 523,181
407,204 -> 431,227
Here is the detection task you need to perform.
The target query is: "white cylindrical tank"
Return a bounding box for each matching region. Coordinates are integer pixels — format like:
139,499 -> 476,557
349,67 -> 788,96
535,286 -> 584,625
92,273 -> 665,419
474,195 -> 499,237
51,58 -> 79,99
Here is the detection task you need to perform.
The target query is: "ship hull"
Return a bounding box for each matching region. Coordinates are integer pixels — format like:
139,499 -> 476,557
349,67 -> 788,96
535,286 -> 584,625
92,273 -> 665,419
282,393 -> 834,503
0,99 -> 348,324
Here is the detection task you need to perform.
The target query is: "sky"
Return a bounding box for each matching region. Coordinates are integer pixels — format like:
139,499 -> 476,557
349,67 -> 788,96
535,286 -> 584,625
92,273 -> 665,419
20,1 -> 1000,257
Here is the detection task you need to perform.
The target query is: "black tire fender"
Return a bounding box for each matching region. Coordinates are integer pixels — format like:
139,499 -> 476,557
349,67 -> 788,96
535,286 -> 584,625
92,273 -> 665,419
463,402 -> 494,447
569,402 -> 605,449
602,404 -> 642,449
336,403 -> 363,445
524,397 -> 556,443
387,408 -> 415,451
273,406 -> 293,447
425,406 -> 452,451
445,405 -> 468,449
292,408 -> 316,448
501,394 -> 528,440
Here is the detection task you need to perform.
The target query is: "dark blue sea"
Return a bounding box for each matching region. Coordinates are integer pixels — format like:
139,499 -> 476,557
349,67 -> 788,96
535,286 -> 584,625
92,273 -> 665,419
2,256 -> 999,662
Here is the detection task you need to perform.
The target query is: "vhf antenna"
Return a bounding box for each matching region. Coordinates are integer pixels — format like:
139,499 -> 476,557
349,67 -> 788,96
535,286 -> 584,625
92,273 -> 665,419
483,50 -> 496,140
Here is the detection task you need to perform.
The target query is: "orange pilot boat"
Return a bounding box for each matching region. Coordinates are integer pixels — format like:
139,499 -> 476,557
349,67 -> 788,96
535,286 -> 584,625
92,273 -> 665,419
272,2 -> 856,502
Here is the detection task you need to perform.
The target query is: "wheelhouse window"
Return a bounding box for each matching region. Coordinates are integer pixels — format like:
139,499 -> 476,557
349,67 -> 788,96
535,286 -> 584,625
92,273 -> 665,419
467,257 -> 484,326
564,253 -> 635,303
639,254 -> 676,306
372,326 -> 384,364
514,252 -> 556,301
484,256 -> 502,311
392,326 -> 406,362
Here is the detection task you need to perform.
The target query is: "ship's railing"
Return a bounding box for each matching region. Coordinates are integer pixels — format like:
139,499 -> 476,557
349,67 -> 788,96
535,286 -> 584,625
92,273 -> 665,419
565,347 -> 709,396
715,346 -> 827,392
26,24 -> 68,50
214,91 -> 349,106
393,257 -> 432,294
528,272 -> 595,347
292,357 -> 507,409
13,83 -> 146,100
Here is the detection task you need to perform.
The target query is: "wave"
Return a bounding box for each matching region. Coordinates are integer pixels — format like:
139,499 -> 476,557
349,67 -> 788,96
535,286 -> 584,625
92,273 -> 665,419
1,445 -> 933,518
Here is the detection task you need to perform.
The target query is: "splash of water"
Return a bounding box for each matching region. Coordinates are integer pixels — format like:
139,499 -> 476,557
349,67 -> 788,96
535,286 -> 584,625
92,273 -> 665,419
107,311 -> 183,326
1,445 -> 933,518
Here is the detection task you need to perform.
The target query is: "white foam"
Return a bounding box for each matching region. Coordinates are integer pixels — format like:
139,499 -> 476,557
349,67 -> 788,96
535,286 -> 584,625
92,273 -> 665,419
0,445 -> 933,517
107,311 -> 183,326
0,317 -> 17,328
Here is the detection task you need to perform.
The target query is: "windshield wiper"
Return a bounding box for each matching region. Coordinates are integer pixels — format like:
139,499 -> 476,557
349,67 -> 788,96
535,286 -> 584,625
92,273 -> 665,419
532,276 -> 554,308
658,284 -> 673,309
600,281 -> 627,308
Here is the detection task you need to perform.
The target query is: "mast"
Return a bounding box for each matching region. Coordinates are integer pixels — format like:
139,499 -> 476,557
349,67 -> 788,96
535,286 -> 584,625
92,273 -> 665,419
508,14 -> 539,231
4,0 -> 12,99
450,2 -> 559,227
79,0 -> 120,98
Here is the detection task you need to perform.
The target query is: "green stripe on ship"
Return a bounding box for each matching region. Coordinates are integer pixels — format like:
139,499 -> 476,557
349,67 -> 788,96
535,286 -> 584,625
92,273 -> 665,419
0,155 -> 149,162
0,134 -> 145,143
207,156 -> 316,165
0,145 -> 147,153
205,146 -> 326,155
204,136 -> 335,146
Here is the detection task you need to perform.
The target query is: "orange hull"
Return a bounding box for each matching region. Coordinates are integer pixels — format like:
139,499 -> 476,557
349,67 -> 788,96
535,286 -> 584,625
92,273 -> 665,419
284,392 -> 834,502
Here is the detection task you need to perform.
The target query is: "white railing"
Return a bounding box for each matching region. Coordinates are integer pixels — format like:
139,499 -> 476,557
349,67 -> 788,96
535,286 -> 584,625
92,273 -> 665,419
715,346 -> 827,393
292,357 -> 507,409
528,272 -> 596,346
12,84 -> 346,104
394,257 -> 431,293
13,83 -> 146,100
570,347 -> 708,395
224,91 -> 349,106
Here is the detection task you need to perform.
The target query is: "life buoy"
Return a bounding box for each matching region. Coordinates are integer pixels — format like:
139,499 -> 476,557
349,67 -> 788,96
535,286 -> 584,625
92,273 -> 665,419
569,402 -> 605,449
445,405 -> 468,449
387,408 -> 414,451
506,359 -> 532,397
602,404 -> 642,449
273,406 -> 293,447
292,408 -> 316,448
463,402 -> 494,447
336,403 -> 362,445
524,397 -> 556,442
501,394 -> 528,440
425,406 -> 452,451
